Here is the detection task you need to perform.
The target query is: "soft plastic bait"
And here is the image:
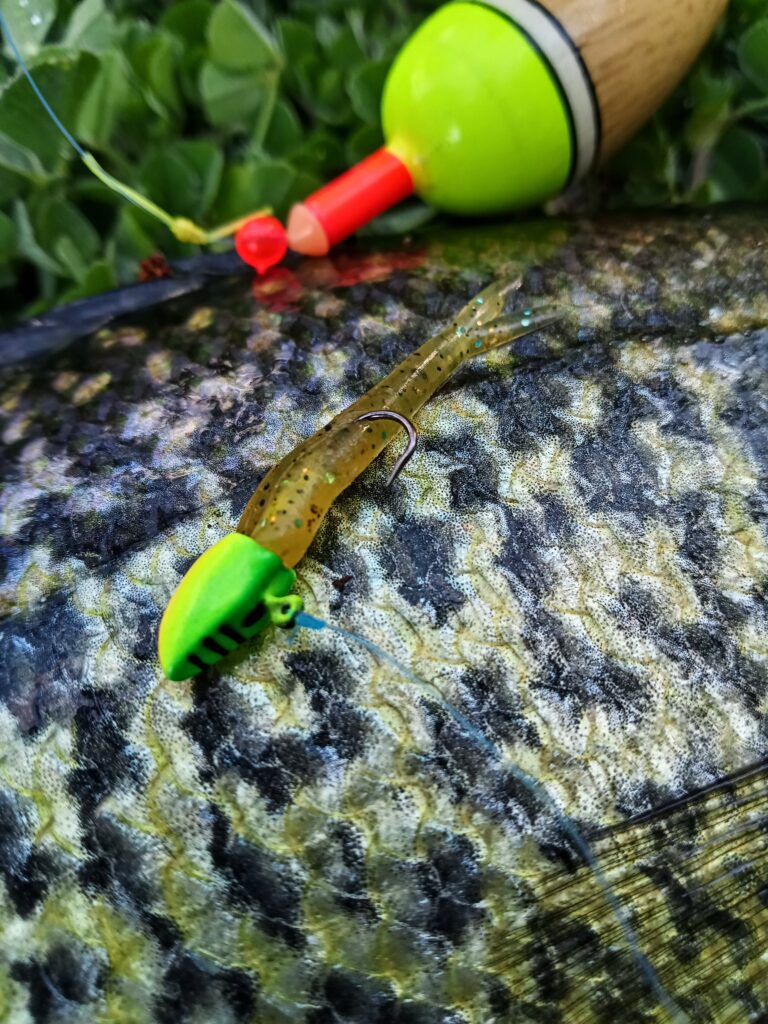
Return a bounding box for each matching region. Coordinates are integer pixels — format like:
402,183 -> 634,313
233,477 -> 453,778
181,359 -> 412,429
158,281 -> 559,680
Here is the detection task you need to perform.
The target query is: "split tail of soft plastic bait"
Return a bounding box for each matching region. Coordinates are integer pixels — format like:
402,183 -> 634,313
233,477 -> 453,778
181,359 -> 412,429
468,307 -> 562,351
443,278 -> 562,356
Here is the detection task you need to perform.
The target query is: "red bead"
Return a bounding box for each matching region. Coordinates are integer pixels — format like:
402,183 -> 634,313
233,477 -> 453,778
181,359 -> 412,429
235,216 -> 287,274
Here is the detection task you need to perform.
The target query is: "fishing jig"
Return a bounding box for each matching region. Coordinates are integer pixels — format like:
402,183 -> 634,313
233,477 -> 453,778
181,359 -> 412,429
158,281 -> 560,681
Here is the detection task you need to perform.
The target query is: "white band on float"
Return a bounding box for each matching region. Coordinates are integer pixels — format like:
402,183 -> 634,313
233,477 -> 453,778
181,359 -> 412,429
480,0 -> 601,180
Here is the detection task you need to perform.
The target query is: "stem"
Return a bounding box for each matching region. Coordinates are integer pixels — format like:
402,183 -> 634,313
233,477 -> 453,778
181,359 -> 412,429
251,71 -> 279,151
730,96 -> 768,122
689,143 -> 714,193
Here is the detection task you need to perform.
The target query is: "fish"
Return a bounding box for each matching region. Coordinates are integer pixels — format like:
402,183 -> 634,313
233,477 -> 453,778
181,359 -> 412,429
2,212 -> 767,1023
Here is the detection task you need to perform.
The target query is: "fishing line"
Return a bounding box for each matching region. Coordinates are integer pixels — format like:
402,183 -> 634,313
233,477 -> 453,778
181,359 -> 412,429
296,610 -> 689,1023
0,12 -> 267,244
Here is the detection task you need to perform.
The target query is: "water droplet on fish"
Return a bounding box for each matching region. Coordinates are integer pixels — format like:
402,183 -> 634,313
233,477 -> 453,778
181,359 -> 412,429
30,12 -> 42,23
474,340 -> 483,348
475,297 -> 484,304
521,318 -> 532,327
523,308 -> 532,317
19,0 -> 29,8
325,472 -> 335,484
455,326 -> 465,337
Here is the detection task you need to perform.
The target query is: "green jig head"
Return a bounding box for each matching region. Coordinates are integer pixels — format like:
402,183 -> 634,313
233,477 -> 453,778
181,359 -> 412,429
158,534 -> 302,681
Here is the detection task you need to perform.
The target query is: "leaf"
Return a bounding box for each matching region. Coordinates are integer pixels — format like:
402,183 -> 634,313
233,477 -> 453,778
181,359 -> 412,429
0,50 -> 99,168
159,0 -> 213,45
347,60 -> 388,125
307,67 -> 349,126
0,167 -> 25,206
0,208 -> 16,260
345,121 -> 383,165
366,200 -> 436,236
276,18 -> 319,101
316,18 -> 367,73
63,0 -> 116,53
33,194 -> 100,281
315,15 -> 339,50
0,128 -> 46,180
709,126 -> 766,199
199,60 -> 266,127
684,68 -> 735,149
262,98 -> 302,157
179,141 -> 225,217
0,0 -> 55,59
323,25 -> 366,72
12,198 -> 63,275
276,18 -> 315,65
58,258 -> 116,303
738,19 -> 768,93
139,140 -> 224,221
213,158 -> 297,222
207,0 -> 279,74
114,205 -> 159,267
282,169 -> 322,210
76,50 -> 132,149
292,128 -> 345,178
130,31 -> 184,121
54,233 -> 88,281
248,159 -> 298,210
158,2 -> 211,106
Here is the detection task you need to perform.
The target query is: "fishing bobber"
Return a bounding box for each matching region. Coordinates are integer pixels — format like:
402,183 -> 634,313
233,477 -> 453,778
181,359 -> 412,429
282,0 -> 726,257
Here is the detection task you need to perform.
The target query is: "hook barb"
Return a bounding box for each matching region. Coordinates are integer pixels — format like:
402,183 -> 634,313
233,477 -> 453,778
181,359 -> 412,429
355,410 -> 418,487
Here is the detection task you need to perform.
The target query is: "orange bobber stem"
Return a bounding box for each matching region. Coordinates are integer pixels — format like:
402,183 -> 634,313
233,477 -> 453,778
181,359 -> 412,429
287,147 -> 414,256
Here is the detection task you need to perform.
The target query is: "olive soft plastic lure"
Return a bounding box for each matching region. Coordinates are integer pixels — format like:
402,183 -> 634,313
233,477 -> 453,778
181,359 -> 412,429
158,282 -> 559,681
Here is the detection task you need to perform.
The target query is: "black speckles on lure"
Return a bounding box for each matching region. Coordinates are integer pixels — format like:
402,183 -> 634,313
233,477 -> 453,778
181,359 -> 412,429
238,281 -> 560,567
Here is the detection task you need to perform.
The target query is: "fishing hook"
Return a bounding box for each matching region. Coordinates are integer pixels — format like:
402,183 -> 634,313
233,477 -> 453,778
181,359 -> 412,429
355,410 -> 419,487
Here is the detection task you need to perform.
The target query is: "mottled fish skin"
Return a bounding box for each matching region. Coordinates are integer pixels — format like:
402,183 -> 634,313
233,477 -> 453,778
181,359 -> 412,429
238,280 -> 559,566
0,213 -> 767,1023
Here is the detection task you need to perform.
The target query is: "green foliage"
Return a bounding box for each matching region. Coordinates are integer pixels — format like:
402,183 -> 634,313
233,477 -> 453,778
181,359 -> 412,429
611,0 -> 768,205
0,0 -> 766,321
